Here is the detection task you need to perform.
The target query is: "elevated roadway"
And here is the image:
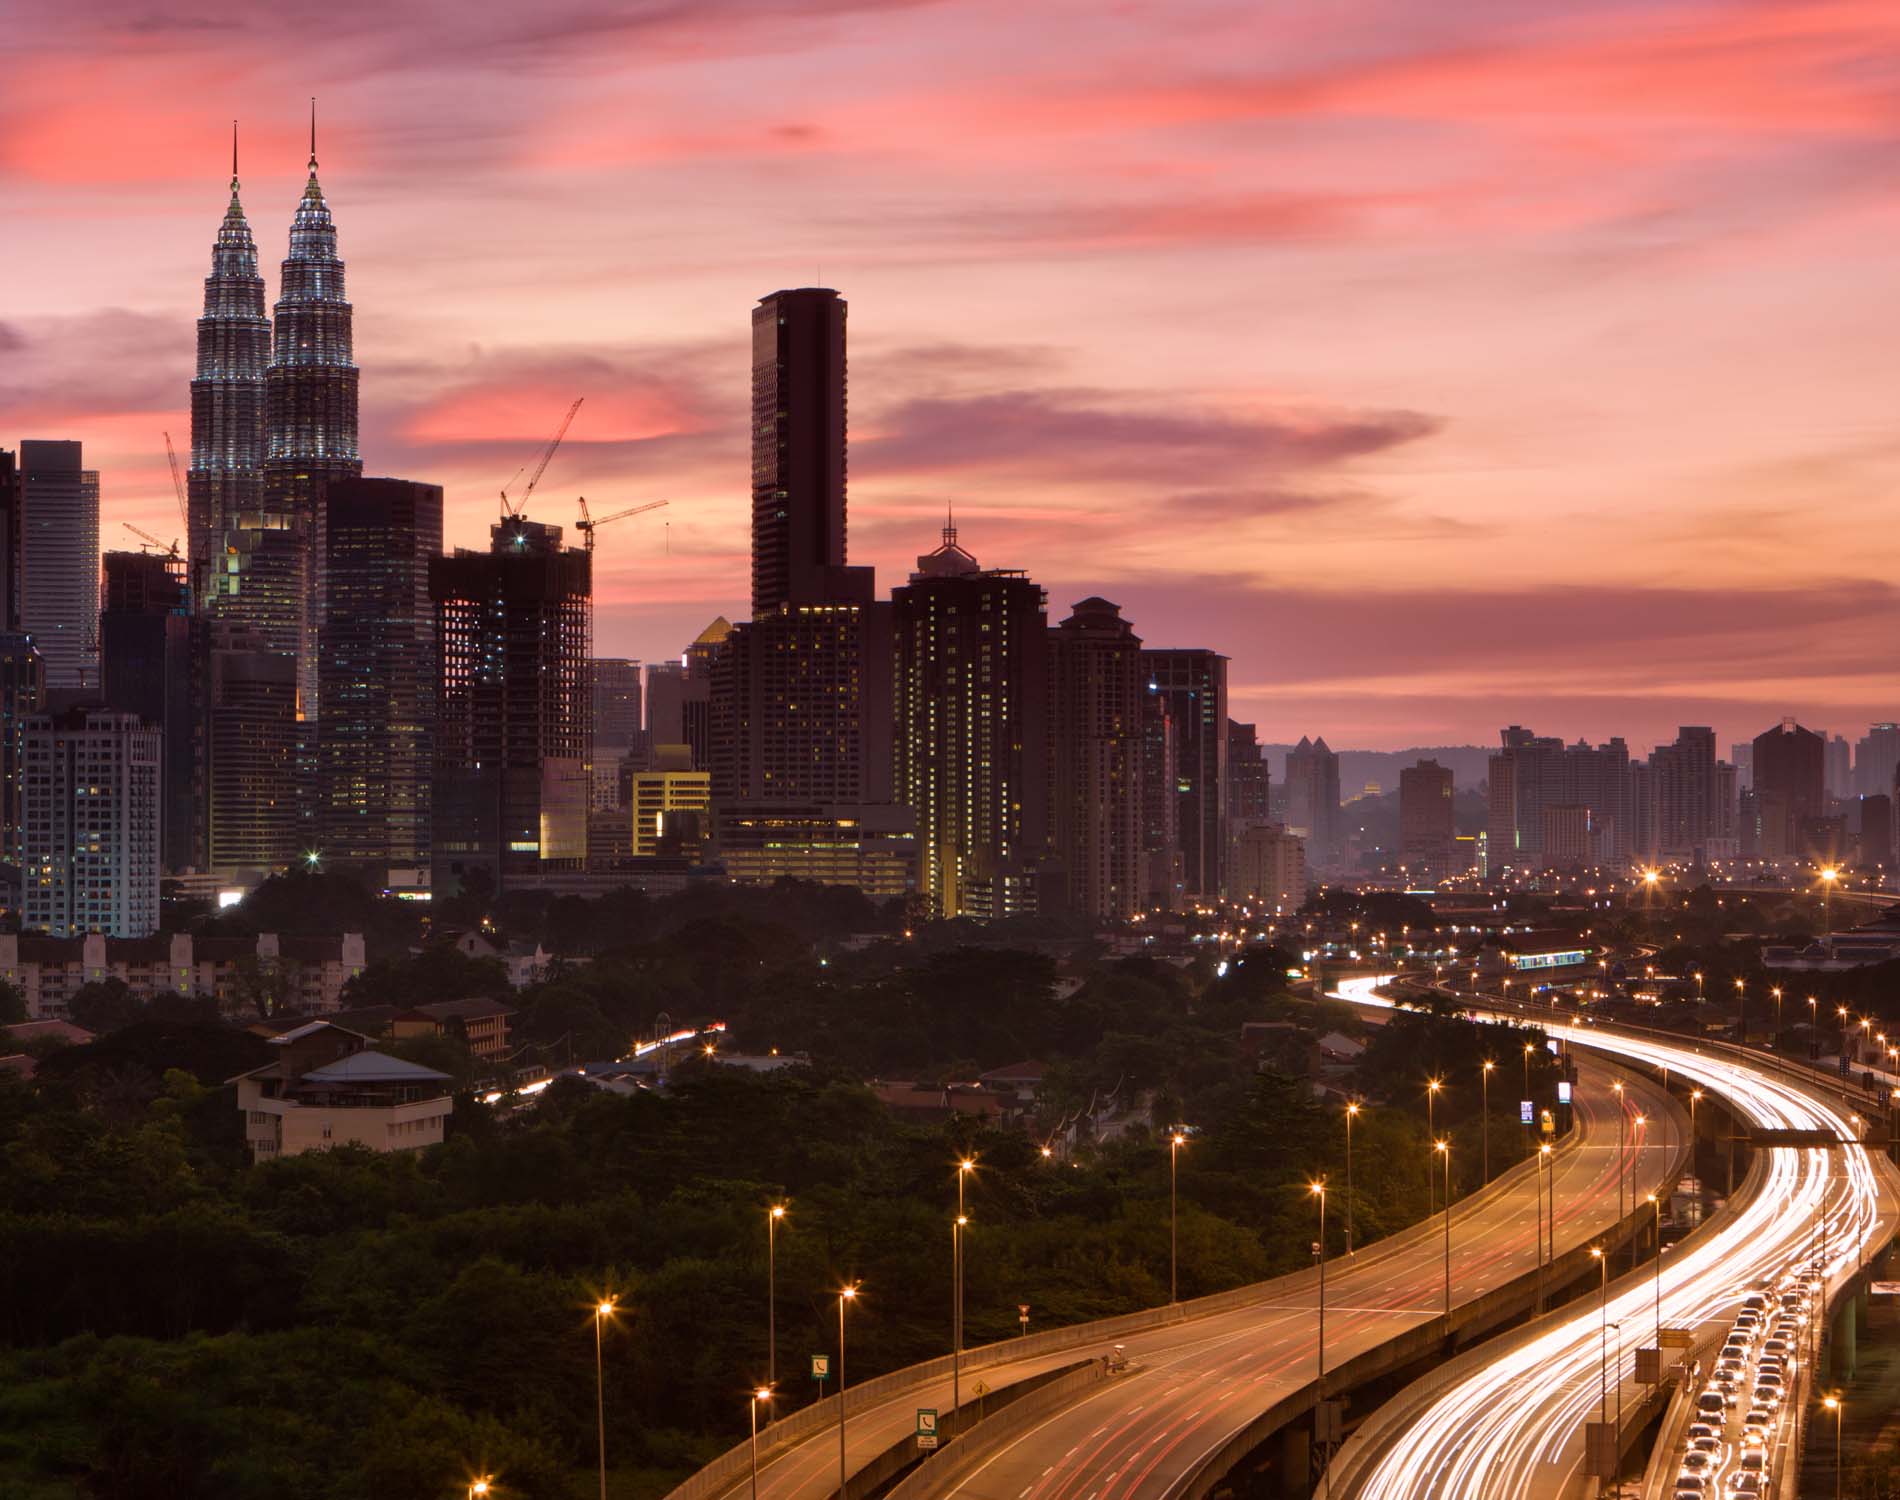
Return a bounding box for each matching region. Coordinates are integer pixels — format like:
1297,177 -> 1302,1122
1330,983 -> 1900,1500
668,1001 -> 1678,1500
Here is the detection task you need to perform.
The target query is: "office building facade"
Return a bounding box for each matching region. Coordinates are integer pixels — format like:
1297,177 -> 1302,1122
1399,758 -> 1456,880
1141,651 -> 1228,900
21,708 -> 161,938
1046,597 -> 1144,922
0,634 -> 44,866
750,288 -> 847,615
17,441 -> 99,692
100,551 -> 196,872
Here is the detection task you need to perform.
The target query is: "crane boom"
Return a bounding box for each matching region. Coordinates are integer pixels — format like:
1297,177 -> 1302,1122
163,432 -> 188,533
122,522 -> 180,557
574,497 -> 668,551
503,397 -> 584,518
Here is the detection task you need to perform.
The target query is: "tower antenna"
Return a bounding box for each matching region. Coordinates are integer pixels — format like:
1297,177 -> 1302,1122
231,119 -> 238,182
309,97 -> 317,169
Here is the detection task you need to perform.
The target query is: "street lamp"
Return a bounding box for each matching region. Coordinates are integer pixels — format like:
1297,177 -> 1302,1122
1434,1139 -> 1451,1316
469,1480 -> 492,1500
1590,1247 -> 1609,1426
1770,987 -> 1783,1050
1169,1131 -> 1187,1302
1536,1142 -> 1553,1314
1344,1102 -> 1360,1257
836,1285 -> 859,1498
1612,1080 -> 1627,1225
750,1387 -> 774,1500
952,1215 -> 968,1415
1426,1078 -> 1443,1210
1821,866 -> 1840,935
1823,1393 -> 1843,1500
593,1298 -> 616,1500
1734,977 -> 1746,1045
1646,1192 -> 1662,1347
1481,1059 -> 1496,1184
767,1204 -> 786,1388
1310,1179 -> 1327,1379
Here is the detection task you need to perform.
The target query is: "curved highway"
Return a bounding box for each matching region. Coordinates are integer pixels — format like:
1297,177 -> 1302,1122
1338,980 -> 1897,1500
684,1006 -> 1676,1500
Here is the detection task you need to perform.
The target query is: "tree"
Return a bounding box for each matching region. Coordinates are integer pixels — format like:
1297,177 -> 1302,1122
0,977 -> 24,1025
67,978 -> 145,1034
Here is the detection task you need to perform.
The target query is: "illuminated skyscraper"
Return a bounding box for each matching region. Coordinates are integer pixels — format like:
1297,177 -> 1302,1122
188,132 -> 270,593
892,525 -> 1048,919
1142,649 -> 1229,898
21,708 -> 161,938
16,441 -> 99,692
1399,758 -> 1455,879
264,115 -> 361,717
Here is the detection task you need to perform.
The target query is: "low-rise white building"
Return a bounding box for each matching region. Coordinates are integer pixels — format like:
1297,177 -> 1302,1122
0,931 -> 367,1019
231,1021 -> 453,1161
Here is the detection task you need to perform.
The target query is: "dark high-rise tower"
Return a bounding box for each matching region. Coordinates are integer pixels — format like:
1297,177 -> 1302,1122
1047,597 -> 1144,922
430,517 -> 592,897
264,110 -> 361,718
750,288 -> 846,615
100,551 -> 196,873
17,440 -> 99,692
1141,650 -> 1229,898
189,129 -> 270,593
317,478 -> 442,870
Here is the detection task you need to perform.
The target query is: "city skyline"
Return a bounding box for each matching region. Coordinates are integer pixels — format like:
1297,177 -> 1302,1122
6,0 -> 1900,748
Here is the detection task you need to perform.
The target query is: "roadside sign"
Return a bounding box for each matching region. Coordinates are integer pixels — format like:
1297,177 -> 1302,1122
971,1379 -> 989,1398
1659,1328 -> 1696,1349
1557,1080 -> 1572,1104
1635,1346 -> 1662,1384
1541,1108 -> 1556,1137
1520,1101 -> 1534,1125
811,1354 -> 830,1380
1583,1422 -> 1619,1477
916,1408 -> 938,1449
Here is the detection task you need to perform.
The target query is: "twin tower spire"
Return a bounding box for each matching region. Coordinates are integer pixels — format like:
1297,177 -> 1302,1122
188,104 -> 359,717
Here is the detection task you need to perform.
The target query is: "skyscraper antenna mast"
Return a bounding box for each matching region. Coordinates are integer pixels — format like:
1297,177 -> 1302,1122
309,97 -> 317,169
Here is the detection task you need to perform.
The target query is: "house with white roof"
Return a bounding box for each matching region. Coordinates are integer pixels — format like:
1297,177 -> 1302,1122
230,1021 -> 454,1161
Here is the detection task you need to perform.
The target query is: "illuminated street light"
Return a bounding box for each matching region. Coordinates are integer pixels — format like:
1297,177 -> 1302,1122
750,1387 -> 774,1500
1344,1101 -> 1360,1256
1169,1131 -> 1188,1302
469,1480 -> 492,1500
952,1216 -> 969,1413
592,1297 -> 617,1500
836,1285 -> 859,1496
1824,1393 -> 1843,1500
1821,866 -> 1840,936
1434,1139 -> 1451,1315
1310,1178 -> 1328,1378
1426,1078 -> 1444,1210
767,1204 -> 787,1387
1590,1246 -> 1609,1426
1481,1060 -> 1496,1184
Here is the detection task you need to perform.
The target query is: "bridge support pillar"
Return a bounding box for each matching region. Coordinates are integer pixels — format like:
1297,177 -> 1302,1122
1279,1423 -> 1309,1498
1828,1294 -> 1858,1383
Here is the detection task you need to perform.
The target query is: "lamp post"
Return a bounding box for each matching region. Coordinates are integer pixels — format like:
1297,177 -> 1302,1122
1591,1247 -> 1608,1426
1344,1102 -> 1360,1257
1824,1393 -> 1843,1500
1646,1192 -> 1662,1347
470,1480 -> 492,1500
1734,977 -> 1745,1046
1771,987 -> 1783,1050
836,1285 -> 858,1498
1821,866 -> 1839,935
1688,1089 -> 1703,1224
952,1216 -> 967,1416
1630,1114 -> 1646,1269
767,1204 -> 786,1388
1435,1139 -> 1451,1316
1535,1141 -> 1550,1314
1311,1179 -> 1327,1379
593,1298 -> 615,1500
1169,1131 -> 1187,1302
1612,1081 -> 1627,1226
1426,1078 -> 1443,1210
1481,1059 -> 1495,1184
750,1387 -> 774,1500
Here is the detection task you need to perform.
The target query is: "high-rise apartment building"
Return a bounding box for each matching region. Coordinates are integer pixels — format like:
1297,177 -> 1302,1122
188,147 -> 270,594
1227,721 -> 1272,836
1139,692 -> 1182,908
1751,718 -> 1825,861
264,133 -> 361,719
1047,598 -> 1144,922
1485,726 -> 1561,871
1141,651 -> 1229,899
17,441 -> 99,691
750,288 -> 847,615
1643,727 -> 1721,863
1284,735 -> 1341,872
1399,758 -> 1456,879
430,517 -> 591,896
100,551 -> 196,872
893,527 -> 1049,919
0,633 -> 44,865
202,623 -> 299,875
1825,733 -> 1852,801
590,658 -> 642,808
21,708 -> 161,938
316,478 -> 441,870
681,617 -> 729,769
1855,724 -> 1900,800
1230,824 -> 1307,908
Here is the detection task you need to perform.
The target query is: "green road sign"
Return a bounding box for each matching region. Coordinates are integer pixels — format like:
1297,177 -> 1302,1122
811,1354 -> 830,1380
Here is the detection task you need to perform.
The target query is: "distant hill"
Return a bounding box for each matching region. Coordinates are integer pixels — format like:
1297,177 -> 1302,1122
1260,744 -> 1494,793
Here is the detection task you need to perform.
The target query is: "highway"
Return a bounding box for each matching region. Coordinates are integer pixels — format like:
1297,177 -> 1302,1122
679,1010 -> 1678,1500
1336,982 -> 1898,1500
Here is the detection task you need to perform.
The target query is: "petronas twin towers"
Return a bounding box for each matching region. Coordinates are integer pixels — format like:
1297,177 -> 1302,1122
187,118 -> 360,717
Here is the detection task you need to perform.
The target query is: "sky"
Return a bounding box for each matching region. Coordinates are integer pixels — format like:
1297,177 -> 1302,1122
4,0 -> 1900,754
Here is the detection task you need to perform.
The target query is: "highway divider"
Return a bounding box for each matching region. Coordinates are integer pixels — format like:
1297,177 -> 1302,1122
876,1358 -> 1110,1500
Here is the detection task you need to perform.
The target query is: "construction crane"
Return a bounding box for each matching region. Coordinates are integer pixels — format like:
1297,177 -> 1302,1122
162,432 -> 189,534
500,397 -> 584,519
123,522 -> 180,558
574,496 -> 668,551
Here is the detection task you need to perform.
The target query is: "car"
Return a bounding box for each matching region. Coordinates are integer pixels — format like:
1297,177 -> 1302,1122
1683,1451 -> 1714,1472
1675,1478 -> 1707,1495
1716,1358 -> 1745,1378
1757,1369 -> 1786,1388
1731,1475 -> 1764,1496
1742,1294 -> 1767,1311
1689,1423 -> 1720,1441
1762,1338 -> 1790,1356
1692,1436 -> 1721,1455
1735,1312 -> 1761,1331
1752,1387 -> 1782,1411
1738,1452 -> 1766,1474
1697,1392 -> 1728,1419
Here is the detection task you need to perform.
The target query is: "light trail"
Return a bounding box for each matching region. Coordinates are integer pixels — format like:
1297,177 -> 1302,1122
479,1021 -> 728,1104
1335,977 -> 1886,1500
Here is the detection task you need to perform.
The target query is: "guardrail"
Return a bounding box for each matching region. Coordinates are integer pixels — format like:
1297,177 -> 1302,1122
882,1359 -> 1111,1500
